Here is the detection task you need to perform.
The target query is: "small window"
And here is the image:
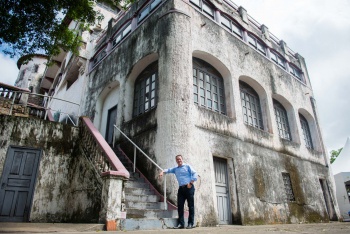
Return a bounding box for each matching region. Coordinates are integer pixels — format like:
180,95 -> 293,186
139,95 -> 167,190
299,114 -> 313,149
33,64 -> 39,73
290,64 -> 303,81
138,0 -> 162,23
273,100 -> 291,140
282,173 -> 295,202
248,34 -> 266,55
270,51 -> 286,69
112,22 -> 132,48
221,15 -> 243,39
92,49 -> 107,68
190,0 -> 215,19
240,81 -> 263,130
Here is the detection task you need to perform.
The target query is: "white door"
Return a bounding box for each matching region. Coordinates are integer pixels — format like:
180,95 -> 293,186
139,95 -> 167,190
214,157 -> 231,224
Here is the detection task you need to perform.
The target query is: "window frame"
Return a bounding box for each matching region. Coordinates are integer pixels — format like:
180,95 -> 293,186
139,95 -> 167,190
221,14 -> 243,39
299,114 -> 313,149
289,64 -> 303,81
112,22 -> 132,48
190,0 -> 216,19
91,47 -> 107,68
270,50 -> 286,69
193,58 -> 226,115
240,81 -> 264,130
273,100 -> 291,141
282,173 -> 295,202
133,62 -> 158,117
247,33 -> 267,55
138,0 -> 162,23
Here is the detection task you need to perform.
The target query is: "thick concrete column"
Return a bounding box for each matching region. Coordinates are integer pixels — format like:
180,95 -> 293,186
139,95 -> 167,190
99,175 -> 126,231
155,2 -> 193,198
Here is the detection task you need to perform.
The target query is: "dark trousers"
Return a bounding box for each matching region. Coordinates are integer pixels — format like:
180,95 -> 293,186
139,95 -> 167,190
177,185 -> 195,226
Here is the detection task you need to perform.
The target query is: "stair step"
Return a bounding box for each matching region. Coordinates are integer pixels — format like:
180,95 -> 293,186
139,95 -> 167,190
126,194 -> 159,202
125,201 -> 164,209
125,181 -> 149,189
120,218 -> 180,231
126,209 -> 177,219
125,187 -> 155,195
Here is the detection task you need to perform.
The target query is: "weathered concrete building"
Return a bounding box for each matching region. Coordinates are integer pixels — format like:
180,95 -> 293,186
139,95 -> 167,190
82,0 -> 339,225
0,0 -> 340,229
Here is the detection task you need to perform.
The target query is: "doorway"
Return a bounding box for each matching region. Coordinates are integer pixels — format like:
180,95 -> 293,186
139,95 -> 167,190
0,146 -> 41,222
213,157 -> 231,224
105,105 -> 117,145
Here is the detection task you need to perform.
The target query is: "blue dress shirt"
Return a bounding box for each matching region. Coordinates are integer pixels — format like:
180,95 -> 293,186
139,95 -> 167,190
165,164 -> 198,186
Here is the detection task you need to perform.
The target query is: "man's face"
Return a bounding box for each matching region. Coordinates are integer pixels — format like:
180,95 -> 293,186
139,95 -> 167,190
176,156 -> 183,166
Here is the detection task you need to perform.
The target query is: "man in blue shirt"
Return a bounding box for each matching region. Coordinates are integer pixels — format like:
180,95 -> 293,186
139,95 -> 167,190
159,154 -> 198,229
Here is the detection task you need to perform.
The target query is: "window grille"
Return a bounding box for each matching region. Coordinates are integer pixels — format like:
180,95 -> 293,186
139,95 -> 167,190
299,114 -> 313,149
240,81 -> 263,130
282,173 -> 295,202
193,58 -> 226,115
133,62 -> 158,117
273,100 -> 291,140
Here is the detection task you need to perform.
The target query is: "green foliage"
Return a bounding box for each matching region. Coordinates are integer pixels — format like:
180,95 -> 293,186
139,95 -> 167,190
330,148 -> 343,164
0,0 -> 135,60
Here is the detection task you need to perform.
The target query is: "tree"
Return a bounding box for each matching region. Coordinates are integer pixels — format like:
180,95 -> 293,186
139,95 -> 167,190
0,0 -> 134,59
330,148 -> 343,164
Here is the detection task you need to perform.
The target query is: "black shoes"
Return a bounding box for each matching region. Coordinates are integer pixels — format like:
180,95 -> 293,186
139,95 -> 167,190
173,224 -> 185,229
186,223 -> 195,229
173,223 -> 195,229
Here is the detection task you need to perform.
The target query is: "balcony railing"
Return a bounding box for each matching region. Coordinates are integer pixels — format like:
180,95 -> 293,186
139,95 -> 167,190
0,82 -> 80,125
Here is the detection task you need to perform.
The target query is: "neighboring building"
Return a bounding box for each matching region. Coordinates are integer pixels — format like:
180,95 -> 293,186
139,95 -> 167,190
332,137 -> 350,220
15,54 -> 48,106
0,0 -> 340,229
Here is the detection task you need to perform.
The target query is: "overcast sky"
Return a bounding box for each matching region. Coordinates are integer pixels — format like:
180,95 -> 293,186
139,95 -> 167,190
0,0 -> 349,152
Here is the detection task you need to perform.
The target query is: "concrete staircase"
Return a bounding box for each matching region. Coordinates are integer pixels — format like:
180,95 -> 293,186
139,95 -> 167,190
115,147 -> 182,231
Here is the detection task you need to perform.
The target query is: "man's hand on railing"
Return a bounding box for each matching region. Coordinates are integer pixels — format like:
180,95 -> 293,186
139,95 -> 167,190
158,170 -> 164,179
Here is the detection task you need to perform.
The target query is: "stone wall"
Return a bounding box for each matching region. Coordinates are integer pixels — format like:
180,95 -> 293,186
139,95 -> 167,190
0,115 -> 102,222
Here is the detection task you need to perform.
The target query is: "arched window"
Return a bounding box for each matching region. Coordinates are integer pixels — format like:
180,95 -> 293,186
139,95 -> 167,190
193,58 -> 226,115
299,114 -> 313,149
240,81 -> 263,130
273,100 -> 291,140
133,62 -> 158,117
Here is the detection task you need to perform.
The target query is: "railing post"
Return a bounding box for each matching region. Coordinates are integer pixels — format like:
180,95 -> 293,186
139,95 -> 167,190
9,92 -> 16,115
44,96 -> 52,120
164,176 -> 167,210
133,146 -> 136,173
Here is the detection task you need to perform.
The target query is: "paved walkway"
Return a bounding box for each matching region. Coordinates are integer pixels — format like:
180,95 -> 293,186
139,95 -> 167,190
0,222 -> 349,234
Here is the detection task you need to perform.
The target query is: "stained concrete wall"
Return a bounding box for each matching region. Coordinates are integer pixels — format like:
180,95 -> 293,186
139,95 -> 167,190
82,0 -> 339,226
0,115 -> 102,222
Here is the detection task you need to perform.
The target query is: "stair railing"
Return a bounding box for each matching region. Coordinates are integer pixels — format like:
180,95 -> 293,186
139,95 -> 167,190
113,125 -> 167,210
80,117 -> 130,178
